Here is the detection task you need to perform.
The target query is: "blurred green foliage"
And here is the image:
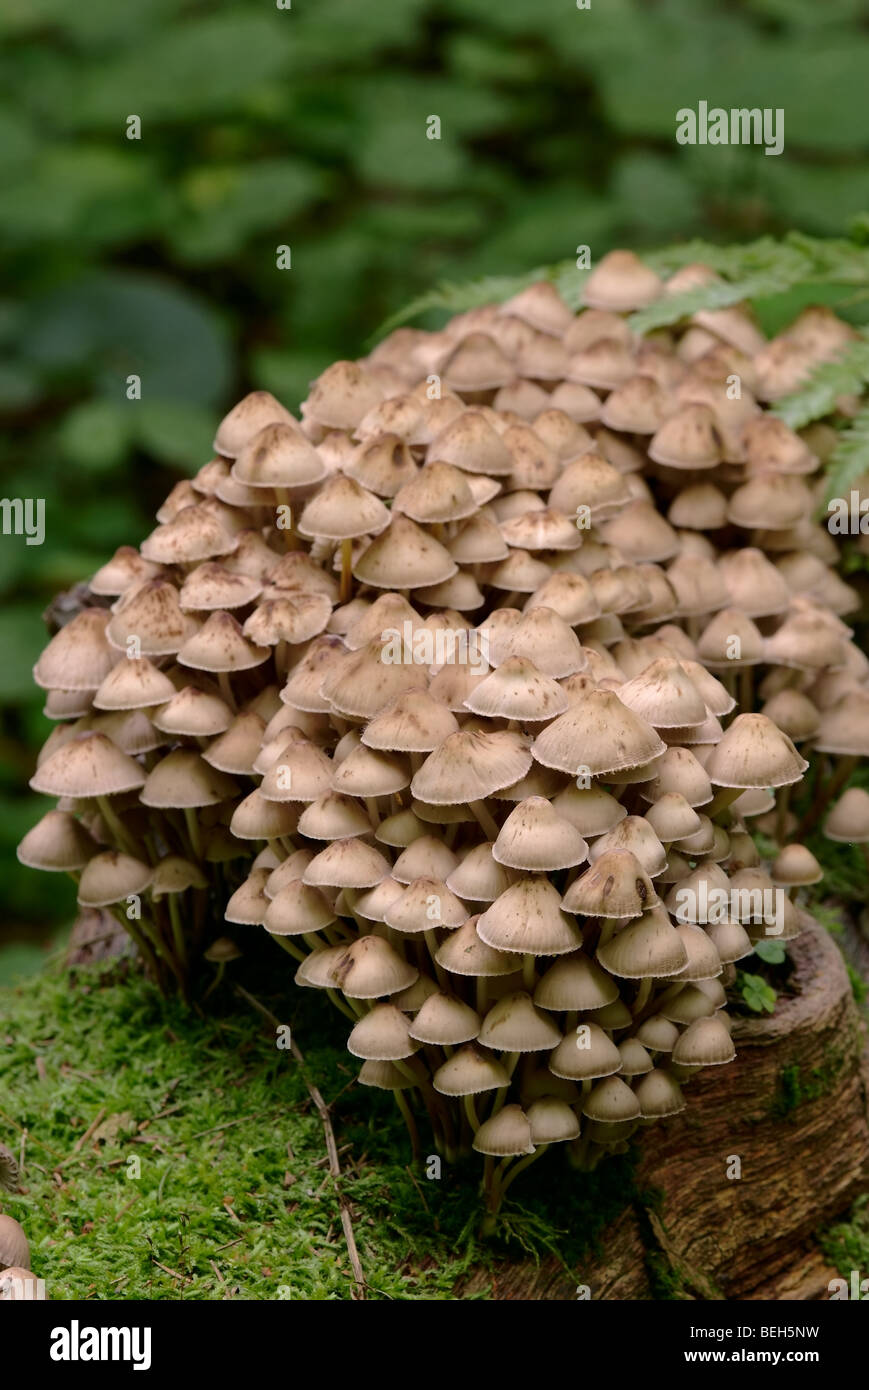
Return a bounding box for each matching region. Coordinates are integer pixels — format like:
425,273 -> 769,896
3,0 -> 869,938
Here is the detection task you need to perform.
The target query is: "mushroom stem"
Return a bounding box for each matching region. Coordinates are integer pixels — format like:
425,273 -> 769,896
469,799 -> 500,840
217,671 -> 237,713
498,1144 -> 549,1201
272,935 -> 307,963
96,795 -> 137,858
522,952 -> 536,991
393,1090 -> 422,1161
463,1093 -> 480,1132
424,930 -> 450,990
340,538 -> 354,603
632,978 -> 652,1016
738,665 -> 754,714
705,786 -> 743,818
325,988 -> 357,1022
775,784 -> 791,846
183,807 -> 202,859
167,894 -> 188,973
796,755 -> 857,838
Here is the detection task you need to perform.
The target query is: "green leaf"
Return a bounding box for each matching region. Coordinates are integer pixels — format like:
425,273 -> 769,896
23,270 -> 232,406
57,399 -> 132,472
170,159 -> 326,263
773,333 -> 869,428
0,604 -> 47,701
754,939 -> 786,965
738,972 -> 778,1015
133,400 -> 215,471
822,404 -> 869,504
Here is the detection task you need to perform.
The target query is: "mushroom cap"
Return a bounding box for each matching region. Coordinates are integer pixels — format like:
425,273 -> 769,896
464,656 -> 568,723
77,850 -> 152,907
596,906 -> 689,980
347,1004 -> 419,1060
526,1097 -> 580,1144
361,689 -> 459,753
408,992 -> 481,1045
534,954 -> 619,1012
581,1075 -> 642,1123
532,690 -> 666,776
824,787 -> 869,844
671,1014 -> 736,1067
141,750 -> 238,808
478,991 -> 563,1052
263,880 -> 336,938
446,843 -> 514,903
635,1068 -> 686,1118
302,837 -> 390,889
411,728 -> 531,805
214,390 -> 296,456
492,797 -> 588,872
548,1022 -> 622,1081
477,878 -> 583,956
562,849 -> 658,920
435,915 -> 518,978
329,935 -> 418,999
0,1213 -> 30,1270
30,731 -> 146,798
17,810 -> 97,872
353,514 -> 457,590
472,1104 -> 535,1157
93,657 -> 178,712
178,611 -> 270,674
703,713 -> 808,789
33,609 -> 117,692
433,1044 -> 509,1096
771,843 -> 823,887
384,876 -> 468,933
298,472 -> 389,539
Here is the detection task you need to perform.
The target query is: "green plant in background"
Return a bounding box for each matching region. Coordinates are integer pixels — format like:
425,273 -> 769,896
5,0 -> 869,956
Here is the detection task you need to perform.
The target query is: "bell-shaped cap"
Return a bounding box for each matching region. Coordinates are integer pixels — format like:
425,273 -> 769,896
347,1004 -> 419,1060
597,905 -> 688,980
17,809 -> 97,871
477,878 -> 583,956
562,849 -> 658,919
548,1022 -> 622,1081
433,1044 -> 510,1096
478,991 -> 562,1053
329,935 -> 418,999
704,713 -> 808,789
30,731 -> 146,798
534,955 -> 619,1012
532,690 -> 666,776
472,1104 -> 535,1157
34,610 -> 117,692
492,797 -> 588,872
77,850 -> 152,907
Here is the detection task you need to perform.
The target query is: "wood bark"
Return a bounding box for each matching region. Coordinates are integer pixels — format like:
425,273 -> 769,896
460,918 -> 869,1300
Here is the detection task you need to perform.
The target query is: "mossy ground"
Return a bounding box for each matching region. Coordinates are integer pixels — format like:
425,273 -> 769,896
0,958 -> 634,1300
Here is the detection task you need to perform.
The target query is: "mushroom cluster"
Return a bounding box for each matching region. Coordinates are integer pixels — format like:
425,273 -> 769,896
20,250 -> 867,1215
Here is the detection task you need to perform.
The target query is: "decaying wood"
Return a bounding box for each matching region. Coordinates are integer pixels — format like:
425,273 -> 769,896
460,919 -> 869,1300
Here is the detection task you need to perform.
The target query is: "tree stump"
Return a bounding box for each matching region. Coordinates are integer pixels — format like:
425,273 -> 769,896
461,918 -> 869,1300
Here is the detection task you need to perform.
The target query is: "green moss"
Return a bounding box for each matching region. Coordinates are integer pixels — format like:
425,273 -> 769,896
769,1054 -> 848,1120
820,1196 -> 869,1278
0,961 -> 638,1299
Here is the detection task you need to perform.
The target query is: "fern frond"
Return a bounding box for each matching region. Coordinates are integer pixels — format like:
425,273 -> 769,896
375,268 -> 552,338
823,403 -> 869,503
771,334 -> 869,429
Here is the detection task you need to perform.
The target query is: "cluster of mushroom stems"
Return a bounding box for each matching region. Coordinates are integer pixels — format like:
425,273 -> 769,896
18,249 -> 869,1220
